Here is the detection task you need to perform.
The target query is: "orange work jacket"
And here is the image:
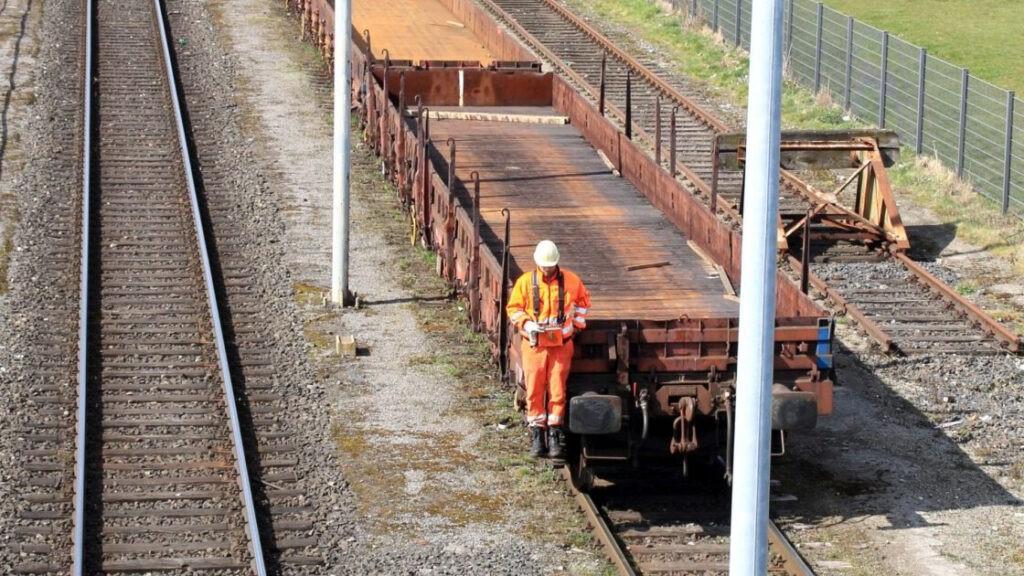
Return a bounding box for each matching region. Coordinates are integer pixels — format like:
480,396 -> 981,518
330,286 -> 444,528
506,267 -> 591,339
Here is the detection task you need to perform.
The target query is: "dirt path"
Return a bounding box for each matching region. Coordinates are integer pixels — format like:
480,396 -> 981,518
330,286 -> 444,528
0,0 -> 40,296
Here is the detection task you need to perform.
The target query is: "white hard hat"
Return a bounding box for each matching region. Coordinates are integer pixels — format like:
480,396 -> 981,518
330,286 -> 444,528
533,240 -> 560,267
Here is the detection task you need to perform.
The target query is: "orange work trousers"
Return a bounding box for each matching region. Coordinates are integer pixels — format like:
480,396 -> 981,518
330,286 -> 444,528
522,339 -> 574,428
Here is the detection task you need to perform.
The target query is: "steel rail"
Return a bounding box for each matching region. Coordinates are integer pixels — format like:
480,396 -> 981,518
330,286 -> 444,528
71,0 -> 93,569
151,0 -> 269,572
71,0 -> 269,572
537,0 -> 873,220
785,254 -> 895,353
560,468 -> 637,576
896,253 -> 1021,352
768,520 -> 816,576
560,468 -> 816,575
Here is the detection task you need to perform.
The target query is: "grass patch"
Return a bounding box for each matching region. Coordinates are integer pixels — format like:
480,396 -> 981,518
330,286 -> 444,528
891,156 -> 1024,274
301,312 -> 338,349
0,235 -> 12,295
823,0 -> 1024,94
955,280 -> 978,297
292,281 -> 326,305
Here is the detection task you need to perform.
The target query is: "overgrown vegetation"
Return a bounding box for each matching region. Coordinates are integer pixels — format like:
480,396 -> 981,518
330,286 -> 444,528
889,156 -> 1024,273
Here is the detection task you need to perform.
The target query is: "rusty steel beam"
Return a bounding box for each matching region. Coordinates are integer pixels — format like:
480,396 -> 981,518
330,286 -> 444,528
787,255 -> 895,352
896,253 -> 1021,352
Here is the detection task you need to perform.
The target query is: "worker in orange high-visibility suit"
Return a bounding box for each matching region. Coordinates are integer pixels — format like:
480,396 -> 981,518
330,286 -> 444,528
506,240 -> 591,458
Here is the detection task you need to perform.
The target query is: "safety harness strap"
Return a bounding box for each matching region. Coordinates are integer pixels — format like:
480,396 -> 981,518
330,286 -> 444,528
531,270 -> 565,324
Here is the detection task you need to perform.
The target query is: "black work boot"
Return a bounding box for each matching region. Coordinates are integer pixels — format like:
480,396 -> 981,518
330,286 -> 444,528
548,426 -> 565,460
529,427 -> 546,458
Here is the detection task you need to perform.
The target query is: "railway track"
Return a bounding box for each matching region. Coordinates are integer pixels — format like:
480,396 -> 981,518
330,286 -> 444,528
564,468 -> 815,576
473,0 -> 1021,356
9,0 -> 325,571
71,0 -> 266,572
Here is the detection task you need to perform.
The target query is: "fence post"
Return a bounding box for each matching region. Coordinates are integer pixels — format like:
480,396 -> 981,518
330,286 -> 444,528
691,0 -> 697,19
813,2 -> 823,93
878,31 -> 888,128
957,68 -> 969,177
915,48 -> 927,154
713,0 -> 719,32
786,0 -> 795,56
844,16 -> 853,110
734,0 -> 742,46
625,71 -> 633,140
655,97 -> 662,166
1003,91 -> 1015,214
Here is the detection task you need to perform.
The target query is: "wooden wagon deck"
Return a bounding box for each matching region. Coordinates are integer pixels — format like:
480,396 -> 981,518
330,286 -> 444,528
427,108 -> 739,322
354,0 -> 494,62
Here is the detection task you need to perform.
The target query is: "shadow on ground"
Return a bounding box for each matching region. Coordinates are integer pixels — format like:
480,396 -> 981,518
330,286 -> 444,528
905,222 -> 958,260
775,339 -> 1021,533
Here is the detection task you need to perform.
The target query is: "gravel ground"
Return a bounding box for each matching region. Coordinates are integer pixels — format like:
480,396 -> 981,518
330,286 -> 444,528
0,0 -> 81,570
199,0 -> 609,573
543,1 -> 1024,575
162,0 -> 356,570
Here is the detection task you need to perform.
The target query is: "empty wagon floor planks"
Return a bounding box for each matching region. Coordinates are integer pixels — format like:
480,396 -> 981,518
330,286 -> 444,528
353,0 -> 493,62
429,111 -> 739,321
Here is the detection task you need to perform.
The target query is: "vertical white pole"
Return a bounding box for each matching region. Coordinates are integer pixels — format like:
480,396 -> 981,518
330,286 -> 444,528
332,0 -> 353,305
728,0 -> 783,574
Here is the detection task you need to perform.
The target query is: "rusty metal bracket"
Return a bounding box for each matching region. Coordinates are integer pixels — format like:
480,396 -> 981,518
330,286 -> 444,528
615,323 -> 630,387
499,208 -> 512,382
670,397 -> 699,455
469,171 -> 482,329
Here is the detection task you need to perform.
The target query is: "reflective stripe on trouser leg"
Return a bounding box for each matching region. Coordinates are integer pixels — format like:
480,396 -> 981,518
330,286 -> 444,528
522,341 -> 549,428
545,340 -> 574,427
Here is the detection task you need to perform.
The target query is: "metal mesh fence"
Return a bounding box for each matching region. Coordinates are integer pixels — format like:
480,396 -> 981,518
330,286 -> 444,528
682,0 -> 1022,216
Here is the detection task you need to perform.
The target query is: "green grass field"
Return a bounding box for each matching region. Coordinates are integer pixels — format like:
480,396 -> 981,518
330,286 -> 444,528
824,0 -> 1024,93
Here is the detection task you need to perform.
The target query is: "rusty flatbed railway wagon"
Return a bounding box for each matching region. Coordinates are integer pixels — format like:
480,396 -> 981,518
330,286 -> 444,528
329,0 -> 835,475
354,66 -> 834,474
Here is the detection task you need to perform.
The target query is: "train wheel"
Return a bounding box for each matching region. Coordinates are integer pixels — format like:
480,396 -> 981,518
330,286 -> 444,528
573,452 -> 595,493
